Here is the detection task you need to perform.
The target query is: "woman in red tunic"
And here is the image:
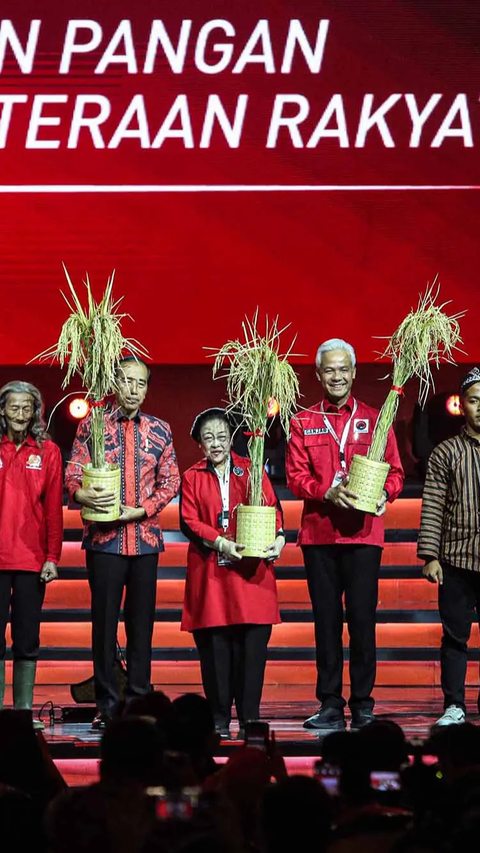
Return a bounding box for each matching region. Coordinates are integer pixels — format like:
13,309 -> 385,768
180,408 -> 285,739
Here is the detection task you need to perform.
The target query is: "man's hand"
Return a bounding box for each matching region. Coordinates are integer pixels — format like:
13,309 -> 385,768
74,484 -> 116,513
422,559 -> 443,585
375,491 -> 388,517
119,505 -> 146,523
40,561 -> 58,583
219,538 -> 245,562
325,477 -> 358,510
263,534 -> 286,561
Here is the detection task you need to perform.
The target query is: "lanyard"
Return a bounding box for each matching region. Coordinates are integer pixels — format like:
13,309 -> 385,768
214,458 -> 231,531
321,399 -> 358,471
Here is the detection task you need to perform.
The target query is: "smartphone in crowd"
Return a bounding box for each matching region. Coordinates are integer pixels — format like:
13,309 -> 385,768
370,771 -> 402,792
146,786 -> 200,821
313,760 -> 340,796
244,720 -> 270,752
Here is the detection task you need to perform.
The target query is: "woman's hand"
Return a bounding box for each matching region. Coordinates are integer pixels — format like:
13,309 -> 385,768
263,534 -> 286,561
217,537 -> 245,561
40,561 -> 58,583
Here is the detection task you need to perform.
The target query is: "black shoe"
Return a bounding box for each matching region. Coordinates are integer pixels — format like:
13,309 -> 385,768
91,711 -> 112,731
303,707 -> 346,731
350,709 -> 374,730
215,724 -> 231,739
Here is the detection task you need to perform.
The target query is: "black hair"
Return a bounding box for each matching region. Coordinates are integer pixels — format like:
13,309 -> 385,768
190,408 -> 232,442
116,355 -> 151,383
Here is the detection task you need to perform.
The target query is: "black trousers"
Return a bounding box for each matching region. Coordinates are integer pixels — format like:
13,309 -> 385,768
0,571 -> 46,660
193,624 -> 272,727
302,544 -> 381,712
86,551 -> 158,714
438,562 -> 480,713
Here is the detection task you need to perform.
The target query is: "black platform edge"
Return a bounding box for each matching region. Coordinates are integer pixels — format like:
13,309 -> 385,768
57,565 -> 423,580
24,648 -> 474,662
39,608 -> 440,624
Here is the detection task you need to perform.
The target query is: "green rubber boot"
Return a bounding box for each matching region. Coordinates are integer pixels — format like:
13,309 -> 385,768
0,660 -> 5,709
13,660 -> 44,730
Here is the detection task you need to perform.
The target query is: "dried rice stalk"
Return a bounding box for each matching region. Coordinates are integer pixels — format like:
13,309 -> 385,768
369,279 -> 465,462
33,265 -> 148,469
207,311 -> 300,506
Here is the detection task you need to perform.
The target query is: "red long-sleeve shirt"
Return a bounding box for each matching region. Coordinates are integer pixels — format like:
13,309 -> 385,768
0,435 -> 63,571
286,397 -> 404,547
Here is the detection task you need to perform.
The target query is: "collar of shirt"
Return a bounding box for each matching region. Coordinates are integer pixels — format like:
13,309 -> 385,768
462,426 -> 480,447
110,406 -> 143,425
321,395 -> 355,414
1,433 -> 38,449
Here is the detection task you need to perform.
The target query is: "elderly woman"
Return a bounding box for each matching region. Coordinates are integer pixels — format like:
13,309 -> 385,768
0,381 -> 63,727
180,407 -> 285,739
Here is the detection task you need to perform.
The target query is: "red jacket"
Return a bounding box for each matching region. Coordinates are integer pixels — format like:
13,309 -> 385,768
286,397 -> 404,547
179,452 -> 282,631
0,435 -> 63,571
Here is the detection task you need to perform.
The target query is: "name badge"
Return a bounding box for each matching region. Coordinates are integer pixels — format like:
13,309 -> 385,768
304,428 -> 329,436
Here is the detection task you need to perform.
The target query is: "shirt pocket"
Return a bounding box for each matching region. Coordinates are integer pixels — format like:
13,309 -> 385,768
304,432 -> 331,462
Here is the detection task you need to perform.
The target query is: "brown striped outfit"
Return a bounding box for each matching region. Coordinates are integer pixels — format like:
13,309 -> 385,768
418,428 -> 480,712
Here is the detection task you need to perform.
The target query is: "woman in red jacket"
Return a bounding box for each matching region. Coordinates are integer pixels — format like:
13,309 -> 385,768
180,408 -> 285,739
0,381 -> 63,728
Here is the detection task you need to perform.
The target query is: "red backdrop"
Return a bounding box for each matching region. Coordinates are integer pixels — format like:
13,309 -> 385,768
0,0 -> 478,365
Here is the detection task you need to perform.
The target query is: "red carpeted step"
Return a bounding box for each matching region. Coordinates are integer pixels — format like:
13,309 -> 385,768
63,498 -> 422,532
7,660 -> 480,688
58,541 -> 422,568
43,577 -> 436,610
20,622 -> 472,649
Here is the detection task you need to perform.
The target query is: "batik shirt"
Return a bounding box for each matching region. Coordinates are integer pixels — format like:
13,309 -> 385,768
65,408 -> 180,555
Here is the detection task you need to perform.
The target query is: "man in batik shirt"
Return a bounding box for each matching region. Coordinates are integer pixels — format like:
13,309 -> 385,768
65,357 -> 180,728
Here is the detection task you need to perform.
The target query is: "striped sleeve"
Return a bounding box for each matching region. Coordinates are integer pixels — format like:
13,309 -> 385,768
417,443 -> 451,562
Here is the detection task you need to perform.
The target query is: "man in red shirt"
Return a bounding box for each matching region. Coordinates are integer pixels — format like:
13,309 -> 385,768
0,380 -> 63,727
286,339 -> 404,731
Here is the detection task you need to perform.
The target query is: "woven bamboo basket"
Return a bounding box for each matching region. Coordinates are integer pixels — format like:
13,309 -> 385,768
236,505 -> 277,558
347,454 -> 390,514
81,463 -> 121,522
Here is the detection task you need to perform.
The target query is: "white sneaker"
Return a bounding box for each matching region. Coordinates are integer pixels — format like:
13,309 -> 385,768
434,705 -> 466,727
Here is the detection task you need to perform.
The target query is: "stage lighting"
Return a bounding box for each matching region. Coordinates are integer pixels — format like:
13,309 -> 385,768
267,397 -> 280,417
446,394 -> 462,416
69,398 -> 90,419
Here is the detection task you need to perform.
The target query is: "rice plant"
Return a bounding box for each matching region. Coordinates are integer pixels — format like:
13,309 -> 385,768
208,312 -> 300,506
34,265 -> 148,469
368,279 -> 465,462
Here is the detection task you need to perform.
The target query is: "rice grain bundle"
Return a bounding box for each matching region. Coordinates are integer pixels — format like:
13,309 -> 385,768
348,280 -> 465,513
34,265 -> 148,521
209,312 -> 300,557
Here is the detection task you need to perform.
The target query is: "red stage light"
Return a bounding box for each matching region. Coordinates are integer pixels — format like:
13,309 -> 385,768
267,397 -> 280,417
69,398 -> 90,420
446,394 -> 462,416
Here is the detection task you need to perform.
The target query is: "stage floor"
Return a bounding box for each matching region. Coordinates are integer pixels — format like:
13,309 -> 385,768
42,698 -> 476,759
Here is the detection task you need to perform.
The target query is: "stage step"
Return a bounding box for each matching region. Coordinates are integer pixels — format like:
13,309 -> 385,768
57,541 -> 422,568
63,498 -> 422,532
2,660 -> 479,689
9,622 -> 477,651
42,578 -> 436,610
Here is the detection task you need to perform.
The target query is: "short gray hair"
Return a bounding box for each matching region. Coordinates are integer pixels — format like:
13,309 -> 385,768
0,381 -> 49,446
315,338 -> 356,369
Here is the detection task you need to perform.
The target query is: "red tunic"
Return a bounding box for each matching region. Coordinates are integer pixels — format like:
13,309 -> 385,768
286,396 -> 404,547
180,452 -> 282,631
0,435 -> 63,572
